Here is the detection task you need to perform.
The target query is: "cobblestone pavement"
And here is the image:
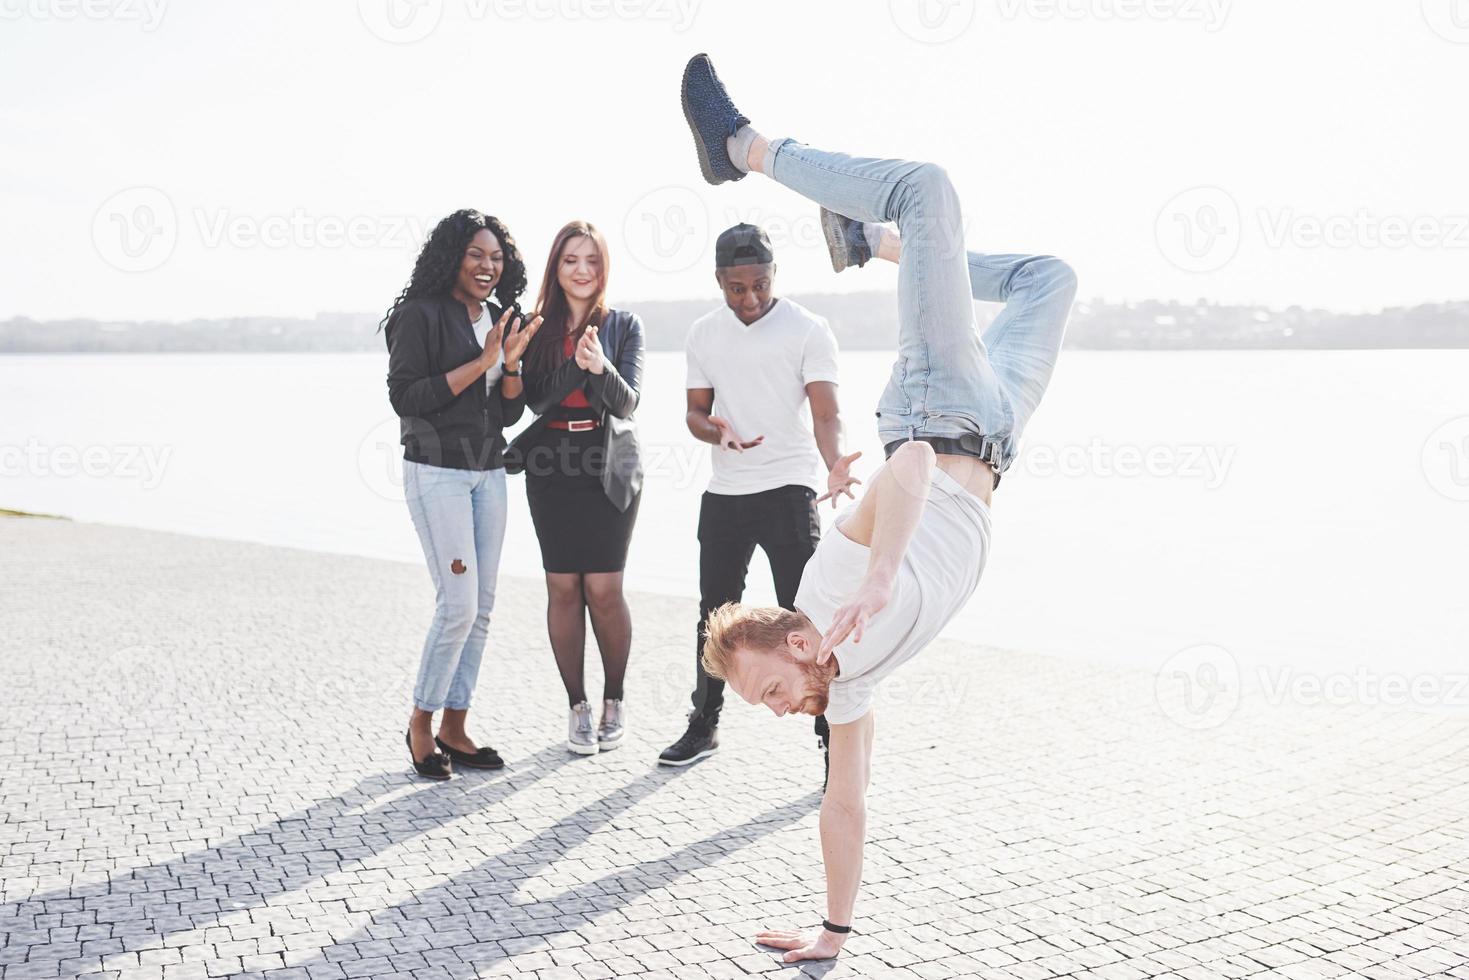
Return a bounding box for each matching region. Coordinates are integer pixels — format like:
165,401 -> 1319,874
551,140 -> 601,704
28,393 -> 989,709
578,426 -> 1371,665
3,516 -> 1468,980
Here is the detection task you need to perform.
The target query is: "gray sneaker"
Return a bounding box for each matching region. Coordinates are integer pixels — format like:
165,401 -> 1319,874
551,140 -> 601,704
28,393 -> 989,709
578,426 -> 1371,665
820,207 -> 871,273
567,700 -> 598,755
597,699 -> 626,750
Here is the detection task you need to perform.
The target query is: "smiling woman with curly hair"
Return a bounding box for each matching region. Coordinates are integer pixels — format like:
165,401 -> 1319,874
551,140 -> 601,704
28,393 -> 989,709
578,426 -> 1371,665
382,209 -> 543,780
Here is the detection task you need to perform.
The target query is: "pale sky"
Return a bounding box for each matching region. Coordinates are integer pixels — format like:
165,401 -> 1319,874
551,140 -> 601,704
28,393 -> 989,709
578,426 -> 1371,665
2,0 -> 1466,321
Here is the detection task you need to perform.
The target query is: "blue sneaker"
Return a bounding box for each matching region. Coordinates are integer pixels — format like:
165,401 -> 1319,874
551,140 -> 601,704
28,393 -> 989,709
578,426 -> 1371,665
820,207 -> 871,274
681,53 -> 751,185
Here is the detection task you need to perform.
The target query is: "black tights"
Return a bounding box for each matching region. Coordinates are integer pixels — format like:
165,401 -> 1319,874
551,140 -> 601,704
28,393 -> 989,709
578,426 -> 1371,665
545,570 -> 631,706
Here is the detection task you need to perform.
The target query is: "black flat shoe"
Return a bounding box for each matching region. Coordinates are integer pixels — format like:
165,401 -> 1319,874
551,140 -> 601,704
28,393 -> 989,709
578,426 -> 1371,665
681,53 -> 751,186
406,730 -> 452,781
435,736 -> 504,770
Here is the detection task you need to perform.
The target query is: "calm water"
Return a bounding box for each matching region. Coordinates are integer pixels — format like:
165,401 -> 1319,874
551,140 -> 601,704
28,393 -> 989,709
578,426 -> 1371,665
3,350 -> 1467,676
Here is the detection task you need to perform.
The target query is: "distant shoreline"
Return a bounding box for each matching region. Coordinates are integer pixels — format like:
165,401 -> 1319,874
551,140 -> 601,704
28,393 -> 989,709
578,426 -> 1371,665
3,292 -> 1466,353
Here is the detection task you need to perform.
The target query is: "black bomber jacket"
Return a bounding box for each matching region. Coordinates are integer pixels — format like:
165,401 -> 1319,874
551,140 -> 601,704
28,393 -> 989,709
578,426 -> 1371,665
384,294 -> 526,470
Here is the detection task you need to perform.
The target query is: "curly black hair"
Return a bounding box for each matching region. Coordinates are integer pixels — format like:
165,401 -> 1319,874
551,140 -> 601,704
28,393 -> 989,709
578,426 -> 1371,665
379,209 -> 527,330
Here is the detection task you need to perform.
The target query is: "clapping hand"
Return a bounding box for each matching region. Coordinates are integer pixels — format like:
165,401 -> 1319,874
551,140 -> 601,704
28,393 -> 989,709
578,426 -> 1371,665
502,311 -> 542,369
479,306 -> 520,367
574,325 -> 605,375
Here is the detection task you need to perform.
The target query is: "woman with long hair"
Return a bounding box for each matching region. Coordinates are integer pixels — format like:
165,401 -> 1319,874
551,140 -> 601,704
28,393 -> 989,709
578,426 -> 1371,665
382,208 -> 542,780
509,220 -> 644,755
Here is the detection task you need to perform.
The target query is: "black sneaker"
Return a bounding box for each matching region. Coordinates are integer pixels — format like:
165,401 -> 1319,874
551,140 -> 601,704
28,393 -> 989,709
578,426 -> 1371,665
681,53 -> 751,186
658,715 -> 720,766
820,207 -> 871,274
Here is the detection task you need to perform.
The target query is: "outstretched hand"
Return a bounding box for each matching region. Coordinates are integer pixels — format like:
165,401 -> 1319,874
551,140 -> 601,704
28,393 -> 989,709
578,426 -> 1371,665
755,926 -> 844,963
710,415 -> 764,452
816,451 -> 863,509
817,581 -> 892,664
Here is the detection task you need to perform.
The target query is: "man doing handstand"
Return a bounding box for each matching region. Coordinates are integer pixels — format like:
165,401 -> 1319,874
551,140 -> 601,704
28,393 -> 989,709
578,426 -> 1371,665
680,53 -> 1079,962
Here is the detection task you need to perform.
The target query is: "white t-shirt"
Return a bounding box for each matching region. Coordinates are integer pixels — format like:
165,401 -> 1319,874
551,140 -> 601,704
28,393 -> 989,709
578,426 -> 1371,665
471,302 -> 504,392
685,298 -> 840,495
795,467 -> 993,725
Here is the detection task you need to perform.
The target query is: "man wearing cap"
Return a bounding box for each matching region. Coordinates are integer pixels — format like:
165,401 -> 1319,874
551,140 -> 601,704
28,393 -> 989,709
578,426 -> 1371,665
657,223 -> 861,769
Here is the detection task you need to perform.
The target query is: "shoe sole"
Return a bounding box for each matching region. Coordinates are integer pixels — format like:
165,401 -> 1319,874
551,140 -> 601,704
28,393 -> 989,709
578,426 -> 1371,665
656,747 -> 717,767
597,735 -> 624,751
681,58 -> 744,187
568,740 -> 599,756
820,207 -> 853,274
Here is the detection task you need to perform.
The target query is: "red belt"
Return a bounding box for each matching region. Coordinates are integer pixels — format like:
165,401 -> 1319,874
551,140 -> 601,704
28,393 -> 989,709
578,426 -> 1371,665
547,418 -> 600,432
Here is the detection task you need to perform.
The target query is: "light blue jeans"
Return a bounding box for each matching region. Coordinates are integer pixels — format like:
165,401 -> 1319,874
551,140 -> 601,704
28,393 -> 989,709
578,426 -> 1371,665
403,460 -> 508,712
766,138 -> 1079,473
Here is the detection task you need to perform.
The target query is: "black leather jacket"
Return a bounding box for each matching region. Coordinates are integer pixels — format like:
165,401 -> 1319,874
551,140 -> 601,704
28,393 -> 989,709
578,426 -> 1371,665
508,309 -> 644,511
384,295 -> 526,470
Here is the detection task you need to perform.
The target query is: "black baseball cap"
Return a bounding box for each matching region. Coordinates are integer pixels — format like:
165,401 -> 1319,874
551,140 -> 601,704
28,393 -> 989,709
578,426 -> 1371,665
715,223 -> 775,268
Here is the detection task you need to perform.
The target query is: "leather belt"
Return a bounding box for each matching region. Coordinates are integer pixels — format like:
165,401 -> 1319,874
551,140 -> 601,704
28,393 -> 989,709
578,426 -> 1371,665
547,418 -> 600,432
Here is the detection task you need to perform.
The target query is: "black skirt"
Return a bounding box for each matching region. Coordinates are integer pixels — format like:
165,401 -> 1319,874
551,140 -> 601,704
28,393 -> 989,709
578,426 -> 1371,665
524,426 -> 641,574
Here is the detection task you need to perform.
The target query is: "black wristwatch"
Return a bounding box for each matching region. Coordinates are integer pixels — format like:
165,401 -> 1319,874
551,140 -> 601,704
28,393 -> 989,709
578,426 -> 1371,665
822,919 -> 852,935
503,364 -> 521,377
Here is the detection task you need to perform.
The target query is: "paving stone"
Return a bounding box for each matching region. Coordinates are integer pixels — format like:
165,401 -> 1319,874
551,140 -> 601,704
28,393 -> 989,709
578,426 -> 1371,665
2,518 -> 1468,979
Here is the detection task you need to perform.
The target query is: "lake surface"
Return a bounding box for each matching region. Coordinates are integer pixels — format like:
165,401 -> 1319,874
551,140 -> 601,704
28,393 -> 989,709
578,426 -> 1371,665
3,350 -> 1467,679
